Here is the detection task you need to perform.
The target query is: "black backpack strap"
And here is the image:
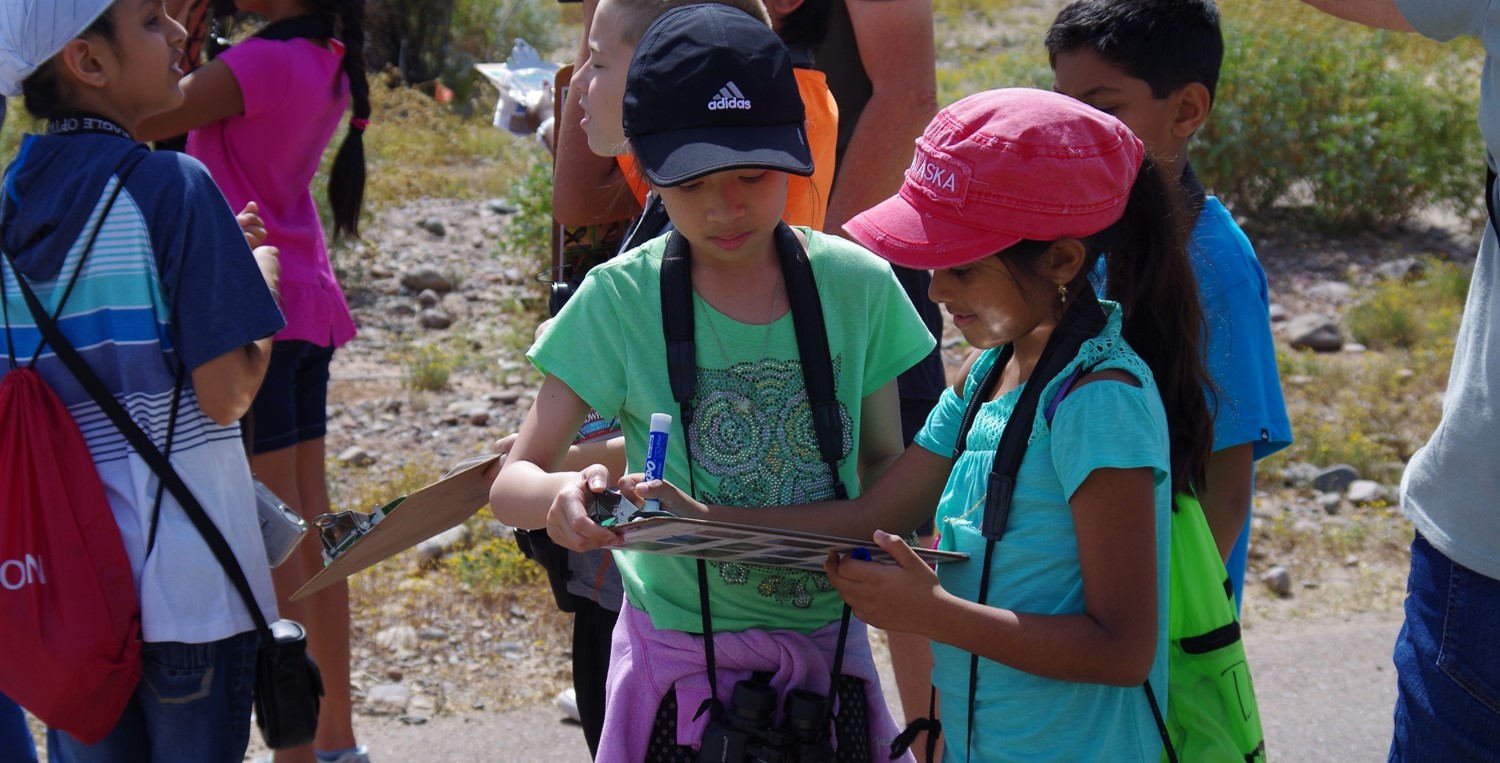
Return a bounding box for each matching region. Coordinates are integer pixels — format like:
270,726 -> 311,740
775,223 -> 848,500
659,230 -> 697,435
1144,680 -> 1179,763
945,287 -> 1107,762
1486,163 -> 1498,240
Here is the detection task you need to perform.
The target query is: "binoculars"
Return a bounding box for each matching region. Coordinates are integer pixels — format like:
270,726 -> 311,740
697,677 -> 835,763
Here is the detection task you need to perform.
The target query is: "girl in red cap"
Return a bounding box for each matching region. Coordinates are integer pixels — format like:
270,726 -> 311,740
591,87 -> 1215,762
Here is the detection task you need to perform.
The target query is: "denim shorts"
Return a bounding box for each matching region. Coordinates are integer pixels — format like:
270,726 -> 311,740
1389,533 -> 1500,761
47,630 -> 260,763
251,340 -> 336,455
0,691 -> 38,763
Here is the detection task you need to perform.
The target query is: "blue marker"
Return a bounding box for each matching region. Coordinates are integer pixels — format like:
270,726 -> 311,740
851,547 -> 872,562
640,412 -> 673,515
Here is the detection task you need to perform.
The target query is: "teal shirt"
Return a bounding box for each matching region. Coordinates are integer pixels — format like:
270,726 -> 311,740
914,302 -> 1171,762
530,229 -> 934,634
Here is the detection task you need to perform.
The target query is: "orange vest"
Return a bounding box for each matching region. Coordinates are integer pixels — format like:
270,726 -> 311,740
616,68 -> 838,230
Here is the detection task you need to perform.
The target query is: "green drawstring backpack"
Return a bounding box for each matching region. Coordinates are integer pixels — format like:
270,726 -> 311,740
1160,492 -> 1266,762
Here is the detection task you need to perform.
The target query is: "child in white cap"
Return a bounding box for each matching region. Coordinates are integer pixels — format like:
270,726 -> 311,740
0,2 -> 283,761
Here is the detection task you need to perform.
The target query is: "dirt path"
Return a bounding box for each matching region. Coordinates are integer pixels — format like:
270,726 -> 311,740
337,610 -> 1402,762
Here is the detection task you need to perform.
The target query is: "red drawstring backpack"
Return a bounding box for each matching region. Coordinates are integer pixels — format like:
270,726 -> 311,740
0,165 -> 144,743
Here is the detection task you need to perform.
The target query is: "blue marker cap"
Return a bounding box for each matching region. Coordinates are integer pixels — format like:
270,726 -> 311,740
851,547 -> 872,562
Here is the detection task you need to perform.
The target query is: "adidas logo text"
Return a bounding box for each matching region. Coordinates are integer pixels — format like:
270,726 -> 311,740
708,81 -> 752,111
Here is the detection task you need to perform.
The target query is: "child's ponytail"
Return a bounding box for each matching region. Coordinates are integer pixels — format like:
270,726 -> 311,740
321,0 -> 369,240
1096,155 -> 1213,495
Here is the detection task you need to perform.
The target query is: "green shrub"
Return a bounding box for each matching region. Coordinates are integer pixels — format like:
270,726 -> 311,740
1200,7 -> 1482,229
404,344 -> 457,391
441,533 -> 547,602
500,150 -> 554,268
1345,260 -> 1469,350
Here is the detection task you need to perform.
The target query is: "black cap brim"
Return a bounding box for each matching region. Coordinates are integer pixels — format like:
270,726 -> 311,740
633,123 -> 814,187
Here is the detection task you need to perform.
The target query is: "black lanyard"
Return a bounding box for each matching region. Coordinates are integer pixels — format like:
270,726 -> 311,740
46,113 -> 133,141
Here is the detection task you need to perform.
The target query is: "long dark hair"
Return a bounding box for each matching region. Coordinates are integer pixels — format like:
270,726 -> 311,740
1002,155 -> 1212,495
1095,154 -> 1212,495
317,0 -> 370,240
208,0 -> 370,239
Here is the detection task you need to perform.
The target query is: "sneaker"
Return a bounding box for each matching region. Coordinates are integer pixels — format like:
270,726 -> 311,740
554,687 -> 581,723
316,746 -> 371,763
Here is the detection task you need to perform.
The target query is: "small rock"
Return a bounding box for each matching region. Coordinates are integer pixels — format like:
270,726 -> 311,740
374,626 -> 417,652
414,524 -> 473,567
368,683 -> 411,714
1313,464 -> 1360,493
1304,280 -> 1354,305
494,389 -> 522,405
399,714 -> 429,726
401,266 -> 455,293
1286,313 -> 1343,353
337,446 -> 376,467
1373,258 -> 1425,282
420,218 -> 447,237
418,309 -> 454,330
1344,555 -> 1361,567
385,667 -> 404,681
369,264 -> 395,279
417,289 -> 441,308
487,198 -> 517,215
1342,342 -> 1367,353
467,409 -> 491,426
1261,566 -> 1292,598
1268,303 -> 1288,323
417,626 -> 450,642
1318,492 -> 1343,515
1281,462 -> 1320,488
1346,480 -> 1388,505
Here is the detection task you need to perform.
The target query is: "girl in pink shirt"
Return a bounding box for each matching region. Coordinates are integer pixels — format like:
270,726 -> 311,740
139,3 -> 370,763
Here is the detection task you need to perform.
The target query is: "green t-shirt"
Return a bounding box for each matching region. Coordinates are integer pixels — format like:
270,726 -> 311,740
529,229 -> 935,634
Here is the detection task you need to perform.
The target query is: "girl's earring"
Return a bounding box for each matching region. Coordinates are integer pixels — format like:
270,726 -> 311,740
1057,281 -> 1068,304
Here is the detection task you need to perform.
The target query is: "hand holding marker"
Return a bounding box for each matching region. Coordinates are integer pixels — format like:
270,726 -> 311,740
636,413 -> 672,518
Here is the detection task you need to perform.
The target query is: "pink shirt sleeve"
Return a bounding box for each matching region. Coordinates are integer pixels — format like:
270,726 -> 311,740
218,39 -> 295,120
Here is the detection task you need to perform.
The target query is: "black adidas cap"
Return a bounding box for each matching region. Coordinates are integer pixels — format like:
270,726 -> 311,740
623,4 -> 814,188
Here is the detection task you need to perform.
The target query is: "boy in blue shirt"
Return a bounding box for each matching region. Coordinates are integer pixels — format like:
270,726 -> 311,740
1047,0 -> 1293,607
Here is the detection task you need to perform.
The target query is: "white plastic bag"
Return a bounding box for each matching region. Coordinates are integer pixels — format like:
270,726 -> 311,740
475,39 -> 560,142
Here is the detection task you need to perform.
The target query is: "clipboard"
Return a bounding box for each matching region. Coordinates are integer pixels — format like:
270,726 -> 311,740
610,516 -> 967,572
291,454 -> 501,601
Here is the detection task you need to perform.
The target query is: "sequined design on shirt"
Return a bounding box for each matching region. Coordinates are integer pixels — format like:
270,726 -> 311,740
692,355 -> 851,608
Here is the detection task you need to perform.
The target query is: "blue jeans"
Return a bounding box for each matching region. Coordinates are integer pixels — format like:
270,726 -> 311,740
0,691 -> 39,763
1389,533 -> 1500,761
48,631 -> 259,763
